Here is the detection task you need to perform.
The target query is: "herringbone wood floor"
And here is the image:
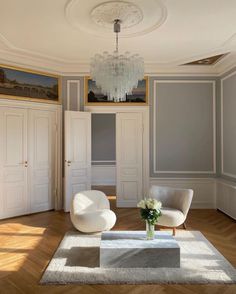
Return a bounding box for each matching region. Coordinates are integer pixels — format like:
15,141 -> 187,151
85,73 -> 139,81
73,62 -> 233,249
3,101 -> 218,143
0,190 -> 236,293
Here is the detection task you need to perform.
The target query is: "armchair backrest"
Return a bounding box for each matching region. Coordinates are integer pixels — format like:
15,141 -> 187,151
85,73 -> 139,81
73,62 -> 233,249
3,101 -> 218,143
149,185 -> 193,217
71,190 -> 110,214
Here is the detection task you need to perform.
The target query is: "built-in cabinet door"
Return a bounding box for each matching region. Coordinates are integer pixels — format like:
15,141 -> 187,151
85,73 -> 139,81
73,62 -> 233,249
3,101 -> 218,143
116,112 -> 143,207
0,107 -> 28,218
28,109 -> 56,213
64,111 -> 91,212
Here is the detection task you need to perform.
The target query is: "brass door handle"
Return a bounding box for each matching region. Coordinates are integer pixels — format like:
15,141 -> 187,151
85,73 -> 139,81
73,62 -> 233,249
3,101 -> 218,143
65,160 -> 72,167
20,161 -> 28,167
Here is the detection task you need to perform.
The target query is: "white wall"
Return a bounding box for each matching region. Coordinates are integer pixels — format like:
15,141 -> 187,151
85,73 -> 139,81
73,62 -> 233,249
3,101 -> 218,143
91,165 -> 116,186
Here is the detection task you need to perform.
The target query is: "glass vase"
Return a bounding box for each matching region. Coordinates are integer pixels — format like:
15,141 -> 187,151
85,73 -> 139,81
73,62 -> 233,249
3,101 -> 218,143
146,221 -> 155,240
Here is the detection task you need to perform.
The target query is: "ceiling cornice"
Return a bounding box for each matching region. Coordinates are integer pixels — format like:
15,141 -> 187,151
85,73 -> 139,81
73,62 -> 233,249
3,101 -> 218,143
0,46 -> 235,77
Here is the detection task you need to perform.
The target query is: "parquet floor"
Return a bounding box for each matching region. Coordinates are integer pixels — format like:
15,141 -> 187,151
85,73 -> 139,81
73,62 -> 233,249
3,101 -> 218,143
0,188 -> 236,293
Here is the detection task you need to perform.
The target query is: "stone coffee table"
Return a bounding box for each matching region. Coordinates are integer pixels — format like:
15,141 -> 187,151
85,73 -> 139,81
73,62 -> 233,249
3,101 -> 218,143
100,231 -> 180,268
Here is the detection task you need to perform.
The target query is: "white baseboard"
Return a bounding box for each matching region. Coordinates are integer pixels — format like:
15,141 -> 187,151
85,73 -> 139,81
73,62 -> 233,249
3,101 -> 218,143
149,177 -> 216,209
92,165 -> 116,186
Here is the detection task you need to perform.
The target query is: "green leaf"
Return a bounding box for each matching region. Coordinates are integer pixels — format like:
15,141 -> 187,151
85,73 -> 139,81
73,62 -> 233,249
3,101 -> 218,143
139,208 -> 162,225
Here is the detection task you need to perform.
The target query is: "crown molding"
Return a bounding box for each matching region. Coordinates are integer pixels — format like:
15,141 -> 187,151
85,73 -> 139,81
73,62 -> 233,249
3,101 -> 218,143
0,46 -> 235,77
213,53 -> 236,76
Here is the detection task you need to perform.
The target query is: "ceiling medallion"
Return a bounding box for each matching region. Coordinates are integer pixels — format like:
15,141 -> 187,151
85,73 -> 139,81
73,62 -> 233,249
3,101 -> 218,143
65,0 -> 167,38
90,1 -> 143,29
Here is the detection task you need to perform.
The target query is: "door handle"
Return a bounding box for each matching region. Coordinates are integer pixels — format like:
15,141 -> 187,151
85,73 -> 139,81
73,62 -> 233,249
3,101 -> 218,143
19,161 -> 28,167
65,160 -> 72,167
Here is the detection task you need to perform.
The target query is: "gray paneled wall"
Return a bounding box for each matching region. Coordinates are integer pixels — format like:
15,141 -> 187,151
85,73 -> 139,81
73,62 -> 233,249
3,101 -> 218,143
150,78 -> 217,177
221,71 -> 236,179
61,75 -> 222,179
92,113 -> 116,164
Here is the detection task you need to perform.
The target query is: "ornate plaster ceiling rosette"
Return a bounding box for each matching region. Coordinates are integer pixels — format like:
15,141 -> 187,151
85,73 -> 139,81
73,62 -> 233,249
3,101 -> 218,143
90,1 -> 143,29
65,0 -> 167,37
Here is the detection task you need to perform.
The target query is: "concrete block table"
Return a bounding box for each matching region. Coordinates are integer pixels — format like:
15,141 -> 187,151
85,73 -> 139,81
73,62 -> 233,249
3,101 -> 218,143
100,231 -> 180,268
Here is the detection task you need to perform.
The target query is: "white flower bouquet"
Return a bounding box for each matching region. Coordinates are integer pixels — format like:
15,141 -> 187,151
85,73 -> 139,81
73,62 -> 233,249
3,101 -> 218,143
137,198 -> 162,225
137,198 -> 162,239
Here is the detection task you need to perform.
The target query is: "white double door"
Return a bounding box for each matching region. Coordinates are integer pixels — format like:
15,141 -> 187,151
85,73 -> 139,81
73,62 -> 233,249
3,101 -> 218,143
116,112 -> 143,207
64,111 -> 143,211
0,106 -> 56,219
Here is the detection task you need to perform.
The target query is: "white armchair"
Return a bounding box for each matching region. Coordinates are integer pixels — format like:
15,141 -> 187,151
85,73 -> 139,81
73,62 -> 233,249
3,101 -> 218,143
150,185 -> 193,235
70,190 -> 116,233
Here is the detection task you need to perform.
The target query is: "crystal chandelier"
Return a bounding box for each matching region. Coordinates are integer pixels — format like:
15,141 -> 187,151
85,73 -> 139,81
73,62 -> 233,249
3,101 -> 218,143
90,19 -> 144,102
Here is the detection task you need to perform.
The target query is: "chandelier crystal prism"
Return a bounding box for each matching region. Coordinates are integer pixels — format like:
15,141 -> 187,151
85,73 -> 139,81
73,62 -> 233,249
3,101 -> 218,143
90,19 -> 144,102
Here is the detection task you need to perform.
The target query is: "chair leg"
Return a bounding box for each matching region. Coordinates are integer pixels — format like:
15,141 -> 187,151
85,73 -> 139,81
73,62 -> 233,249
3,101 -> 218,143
172,227 -> 176,236
183,222 -> 187,230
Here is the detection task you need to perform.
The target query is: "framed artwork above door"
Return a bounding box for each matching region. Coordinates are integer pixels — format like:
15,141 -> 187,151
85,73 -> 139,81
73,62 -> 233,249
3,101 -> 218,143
84,76 -> 148,106
0,64 -> 61,104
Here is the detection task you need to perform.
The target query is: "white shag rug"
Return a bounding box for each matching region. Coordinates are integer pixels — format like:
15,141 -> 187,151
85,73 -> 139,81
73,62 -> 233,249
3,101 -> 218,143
40,230 -> 236,285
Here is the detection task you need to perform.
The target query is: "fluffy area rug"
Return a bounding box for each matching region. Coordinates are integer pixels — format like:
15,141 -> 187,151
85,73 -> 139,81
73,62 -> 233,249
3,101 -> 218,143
40,230 -> 236,285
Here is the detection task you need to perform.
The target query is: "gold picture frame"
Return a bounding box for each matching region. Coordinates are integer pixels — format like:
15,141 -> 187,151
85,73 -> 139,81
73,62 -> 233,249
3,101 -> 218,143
84,76 -> 148,106
0,64 -> 61,104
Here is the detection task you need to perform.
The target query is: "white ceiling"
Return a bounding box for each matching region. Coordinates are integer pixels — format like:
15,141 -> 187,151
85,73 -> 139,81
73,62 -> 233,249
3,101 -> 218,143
0,0 -> 236,75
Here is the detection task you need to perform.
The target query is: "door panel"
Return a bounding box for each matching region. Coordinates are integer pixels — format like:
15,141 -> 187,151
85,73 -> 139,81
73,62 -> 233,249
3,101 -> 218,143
116,113 -> 143,207
121,182 -> 138,200
0,107 -> 28,218
28,109 -> 56,213
64,111 -> 91,212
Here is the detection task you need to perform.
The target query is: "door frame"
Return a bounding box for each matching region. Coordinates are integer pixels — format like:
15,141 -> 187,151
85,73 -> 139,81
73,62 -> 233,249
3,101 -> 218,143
85,105 -> 149,205
0,98 -> 62,210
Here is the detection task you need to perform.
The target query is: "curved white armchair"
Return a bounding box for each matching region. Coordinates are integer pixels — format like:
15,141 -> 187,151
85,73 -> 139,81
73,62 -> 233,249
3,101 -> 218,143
70,190 -> 116,233
150,185 -> 193,235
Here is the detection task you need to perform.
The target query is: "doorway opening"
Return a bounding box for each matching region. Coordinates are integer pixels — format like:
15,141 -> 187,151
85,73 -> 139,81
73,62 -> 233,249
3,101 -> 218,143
91,113 -> 116,204
64,109 -> 147,212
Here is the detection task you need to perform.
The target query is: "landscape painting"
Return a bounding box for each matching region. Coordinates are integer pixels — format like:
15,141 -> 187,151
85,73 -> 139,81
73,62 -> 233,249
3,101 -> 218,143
84,77 -> 148,105
0,65 -> 60,103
